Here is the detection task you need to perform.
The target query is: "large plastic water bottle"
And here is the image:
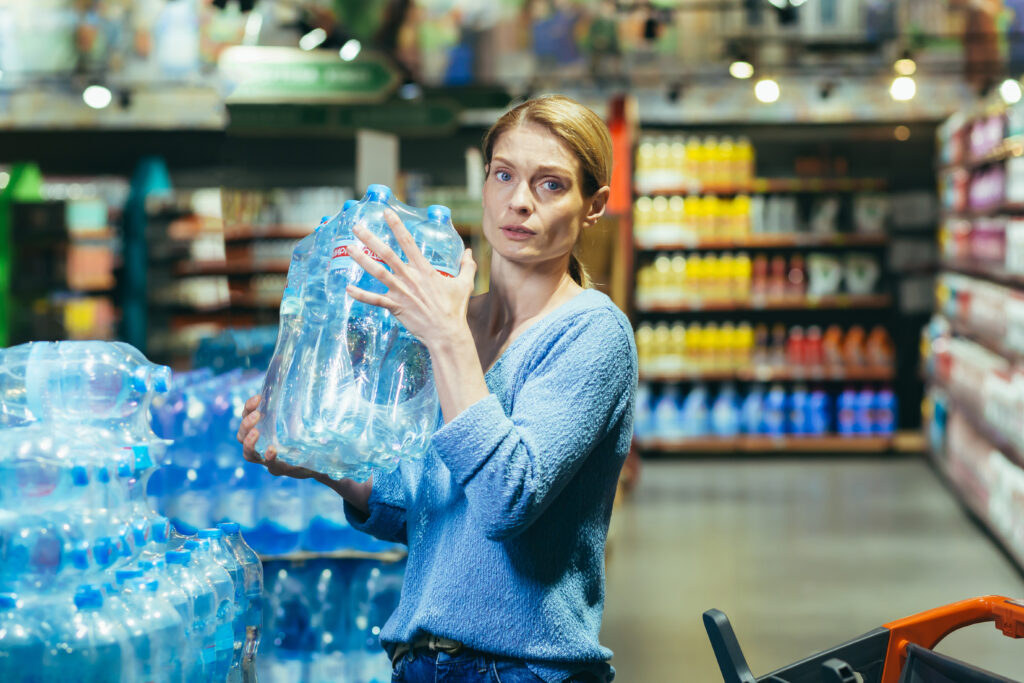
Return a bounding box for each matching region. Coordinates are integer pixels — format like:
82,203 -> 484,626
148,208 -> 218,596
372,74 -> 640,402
126,579 -> 186,683
185,538 -> 236,681
139,558 -> 201,683
0,593 -> 46,682
308,560 -> 351,683
166,549 -> 217,679
349,560 -> 405,683
217,522 -> 263,671
263,566 -> 315,683
198,528 -> 245,676
41,586 -> 133,683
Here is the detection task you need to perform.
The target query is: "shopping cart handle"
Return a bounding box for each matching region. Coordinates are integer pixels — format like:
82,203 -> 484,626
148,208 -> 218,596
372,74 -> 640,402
879,595 -> 1024,683
821,659 -> 858,683
703,609 -> 758,683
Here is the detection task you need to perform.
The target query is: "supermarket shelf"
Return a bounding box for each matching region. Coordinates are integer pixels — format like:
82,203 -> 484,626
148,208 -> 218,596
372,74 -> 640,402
258,548 -> 407,563
943,203 -> 1024,219
174,260 -> 291,276
943,259 -> 1024,289
636,232 -> 888,251
636,293 -> 892,313
223,226 -> 313,241
640,365 -> 895,383
945,135 -> 1024,172
928,443 -> 1024,574
928,378 -> 1024,471
637,177 -> 887,196
641,434 -> 893,454
947,320 -> 1024,367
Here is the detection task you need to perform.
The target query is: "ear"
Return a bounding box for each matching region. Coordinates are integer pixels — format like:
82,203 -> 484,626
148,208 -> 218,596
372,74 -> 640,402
583,185 -> 611,228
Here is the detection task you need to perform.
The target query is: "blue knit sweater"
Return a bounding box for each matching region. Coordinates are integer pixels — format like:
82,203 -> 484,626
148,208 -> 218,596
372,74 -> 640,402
345,288 -> 637,683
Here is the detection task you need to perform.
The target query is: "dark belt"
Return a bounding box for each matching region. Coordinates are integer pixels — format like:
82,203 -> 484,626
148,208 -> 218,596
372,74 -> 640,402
391,633 -> 465,666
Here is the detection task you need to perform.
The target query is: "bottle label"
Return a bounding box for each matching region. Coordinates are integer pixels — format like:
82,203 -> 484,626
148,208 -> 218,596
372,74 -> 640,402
331,239 -> 384,269
435,264 -> 456,278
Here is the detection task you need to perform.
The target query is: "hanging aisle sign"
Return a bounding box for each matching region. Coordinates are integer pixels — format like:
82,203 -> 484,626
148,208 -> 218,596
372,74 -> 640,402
219,47 -> 400,104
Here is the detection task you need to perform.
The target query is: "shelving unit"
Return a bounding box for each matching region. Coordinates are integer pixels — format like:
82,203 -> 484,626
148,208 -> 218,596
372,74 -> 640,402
637,233 -> 888,251
637,294 -> 892,313
642,435 -> 893,455
927,100 -> 1024,573
259,548 -> 407,564
641,365 -> 894,383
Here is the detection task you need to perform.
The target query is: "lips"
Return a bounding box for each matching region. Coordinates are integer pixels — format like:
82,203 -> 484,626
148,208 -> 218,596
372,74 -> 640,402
500,224 -> 535,235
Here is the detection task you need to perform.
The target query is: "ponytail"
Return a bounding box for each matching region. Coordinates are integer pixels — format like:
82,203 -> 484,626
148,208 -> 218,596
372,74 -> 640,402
568,250 -> 592,289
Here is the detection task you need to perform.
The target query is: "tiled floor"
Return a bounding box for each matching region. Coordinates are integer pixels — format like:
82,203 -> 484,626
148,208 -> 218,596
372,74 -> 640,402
601,457 -> 1024,681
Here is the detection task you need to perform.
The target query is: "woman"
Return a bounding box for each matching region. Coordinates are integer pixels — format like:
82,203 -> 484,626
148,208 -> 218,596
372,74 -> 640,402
238,95 -> 637,683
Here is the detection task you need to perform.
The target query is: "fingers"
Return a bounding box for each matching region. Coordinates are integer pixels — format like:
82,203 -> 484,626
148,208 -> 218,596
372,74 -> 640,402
348,235 -> 401,290
384,210 -> 432,271
244,394 -> 261,412
352,222 -> 409,280
346,284 -> 399,312
237,408 -> 261,444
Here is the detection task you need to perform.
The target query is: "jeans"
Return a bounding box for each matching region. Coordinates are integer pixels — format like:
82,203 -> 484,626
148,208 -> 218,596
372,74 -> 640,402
391,649 -> 597,683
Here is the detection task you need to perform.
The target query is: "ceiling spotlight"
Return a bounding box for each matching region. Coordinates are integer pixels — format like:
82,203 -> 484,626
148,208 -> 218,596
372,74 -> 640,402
894,58 -> 916,76
894,125 -> 911,141
755,78 -> 780,104
299,27 -> 327,51
83,85 -> 113,110
398,82 -> 422,100
890,76 -> 916,101
339,39 -> 361,62
1000,78 -> 1023,104
729,60 -> 754,80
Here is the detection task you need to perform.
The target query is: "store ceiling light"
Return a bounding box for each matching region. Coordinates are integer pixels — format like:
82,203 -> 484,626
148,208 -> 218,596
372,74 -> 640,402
0,172 -> 9,189
729,60 -> 754,80
299,27 -> 326,51
339,39 -> 361,62
894,125 -> 911,141
890,76 -> 916,102
755,78 -> 780,104
1000,78 -> 1023,105
894,58 -> 916,76
82,85 -> 113,110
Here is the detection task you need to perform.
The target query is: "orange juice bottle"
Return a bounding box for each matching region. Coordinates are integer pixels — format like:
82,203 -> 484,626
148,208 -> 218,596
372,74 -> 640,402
735,136 -> 755,187
734,195 -> 751,239
670,322 -> 687,373
684,137 -> 702,188
822,325 -> 844,367
736,322 -> 755,369
718,136 -> 735,190
685,322 -> 703,369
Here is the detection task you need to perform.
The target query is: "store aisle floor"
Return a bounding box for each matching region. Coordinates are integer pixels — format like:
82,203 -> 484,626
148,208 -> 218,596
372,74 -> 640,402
601,457 -> 1024,682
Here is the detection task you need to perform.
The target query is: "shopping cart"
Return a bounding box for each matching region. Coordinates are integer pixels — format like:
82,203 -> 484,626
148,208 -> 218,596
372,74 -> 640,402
704,595 -> 1024,682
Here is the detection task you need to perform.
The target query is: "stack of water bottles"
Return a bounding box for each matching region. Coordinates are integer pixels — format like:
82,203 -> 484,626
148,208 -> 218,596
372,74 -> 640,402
194,328 -> 279,375
256,185 -> 464,481
149,367 -> 398,556
0,340 -> 263,683
259,557 -> 405,683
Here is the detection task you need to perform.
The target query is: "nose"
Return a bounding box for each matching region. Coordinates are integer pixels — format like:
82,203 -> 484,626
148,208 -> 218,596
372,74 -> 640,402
508,180 -> 532,216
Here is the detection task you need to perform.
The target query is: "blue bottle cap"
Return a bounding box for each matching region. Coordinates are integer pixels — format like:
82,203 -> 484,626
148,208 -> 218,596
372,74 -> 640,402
152,366 -> 171,393
118,535 -> 132,558
93,539 -> 114,567
343,199 -> 358,212
197,528 -> 223,540
0,594 -> 17,609
140,580 -> 159,593
133,525 -> 148,547
70,548 -> 90,570
74,586 -> 103,609
217,522 -> 240,534
117,462 -> 133,479
166,550 -> 192,566
97,467 -> 110,484
366,184 -> 393,202
184,540 -> 199,550
115,569 -> 143,584
319,216 -> 330,225
131,366 -> 149,393
151,519 -> 169,544
133,445 -> 154,471
71,465 -> 89,487
427,205 -> 451,223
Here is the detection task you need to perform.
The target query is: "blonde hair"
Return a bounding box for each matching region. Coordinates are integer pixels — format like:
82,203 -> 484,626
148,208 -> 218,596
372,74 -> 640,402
482,95 -> 613,288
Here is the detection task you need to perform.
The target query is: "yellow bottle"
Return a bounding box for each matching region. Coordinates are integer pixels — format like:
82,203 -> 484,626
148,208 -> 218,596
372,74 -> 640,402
686,322 -> 703,369
670,253 -> 687,304
736,322 -> 754,368
635,140 -> 655,192
702,322 -> 719,369
633,196 -> 653,247
684,137 -> 702,189
718,136 -> 735,189
734,252 -> 752,301
686,253 -> 704,302
635,322 -> 654,373
670,138 -> 687,190
653,322 -> 672,374
735,136 -> 755,186
701,136 -> 718,188
719,253 -> 736,301
654,139 -> 672,193
670,322 -> 687,374
733,195 -> 752,239
653,254 -> 673,306
651,195 -> 670,246
668,195 -> 685,245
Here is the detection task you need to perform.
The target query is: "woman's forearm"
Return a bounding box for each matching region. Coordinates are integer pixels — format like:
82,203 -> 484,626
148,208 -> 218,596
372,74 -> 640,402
427,326 -> 491,424
314,472 -> 374,515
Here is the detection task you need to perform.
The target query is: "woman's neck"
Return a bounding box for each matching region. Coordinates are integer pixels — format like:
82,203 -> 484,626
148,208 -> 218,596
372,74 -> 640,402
481,255 -> 582,336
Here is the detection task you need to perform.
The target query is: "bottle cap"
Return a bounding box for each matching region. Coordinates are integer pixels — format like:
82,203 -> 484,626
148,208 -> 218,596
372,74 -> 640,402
71,465 -> 89,487
166,550 -> 192,566
184,540 -> 199,550
133,525 -> 148,547
70,548 -> 90,570
343,199 -> 358,212
198,528 -> 223,540
97,468 -> 110,484
140,580 -> 159,593
131,366 -> 149,393
133,445 -> 154,471
152,366 -> 171,393
74,587 -> 103,609
217,522 -> 240,534
115,569 -> 143,585
366,184 -> 393,202
427,205 -> 451,223
93,539 -> 114,567
151,519 -> 169,544
117,462 -> 133,479
0,594 -> 17,609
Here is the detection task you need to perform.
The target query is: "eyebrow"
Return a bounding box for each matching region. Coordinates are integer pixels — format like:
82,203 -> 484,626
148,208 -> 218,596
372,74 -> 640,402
491,156 -> 575,179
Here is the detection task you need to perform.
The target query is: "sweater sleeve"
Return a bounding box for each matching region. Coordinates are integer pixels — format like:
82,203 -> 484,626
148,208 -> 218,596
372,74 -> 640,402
430,308 -> 637,541
344,464 -> 409,545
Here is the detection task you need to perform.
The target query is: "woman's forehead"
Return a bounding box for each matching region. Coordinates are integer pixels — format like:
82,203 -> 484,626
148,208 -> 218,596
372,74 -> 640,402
492,122 -> 580,175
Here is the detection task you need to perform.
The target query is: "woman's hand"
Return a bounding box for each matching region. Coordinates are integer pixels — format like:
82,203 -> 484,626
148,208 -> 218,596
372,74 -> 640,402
236,395 -> 374,514
237,395 -> 320,480
347,210 -> 477,349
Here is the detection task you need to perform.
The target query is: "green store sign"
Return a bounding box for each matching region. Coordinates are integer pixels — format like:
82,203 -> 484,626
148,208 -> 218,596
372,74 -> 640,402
227,99 -> 461,137
220,47 -> 399,104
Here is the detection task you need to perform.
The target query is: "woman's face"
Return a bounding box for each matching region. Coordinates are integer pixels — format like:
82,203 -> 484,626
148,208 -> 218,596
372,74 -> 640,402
482,122 -> 604,273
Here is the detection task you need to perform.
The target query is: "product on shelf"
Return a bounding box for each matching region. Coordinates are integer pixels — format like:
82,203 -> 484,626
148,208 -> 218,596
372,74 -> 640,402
254,186 -> 462,481
634,381 -> 896,446
0,340 -> 263,683
634,135 -> 755,194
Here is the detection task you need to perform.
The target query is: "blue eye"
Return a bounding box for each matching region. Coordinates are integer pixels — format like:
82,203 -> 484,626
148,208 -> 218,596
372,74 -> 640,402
496,170 -> 512,182
543,180 -> 562,191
